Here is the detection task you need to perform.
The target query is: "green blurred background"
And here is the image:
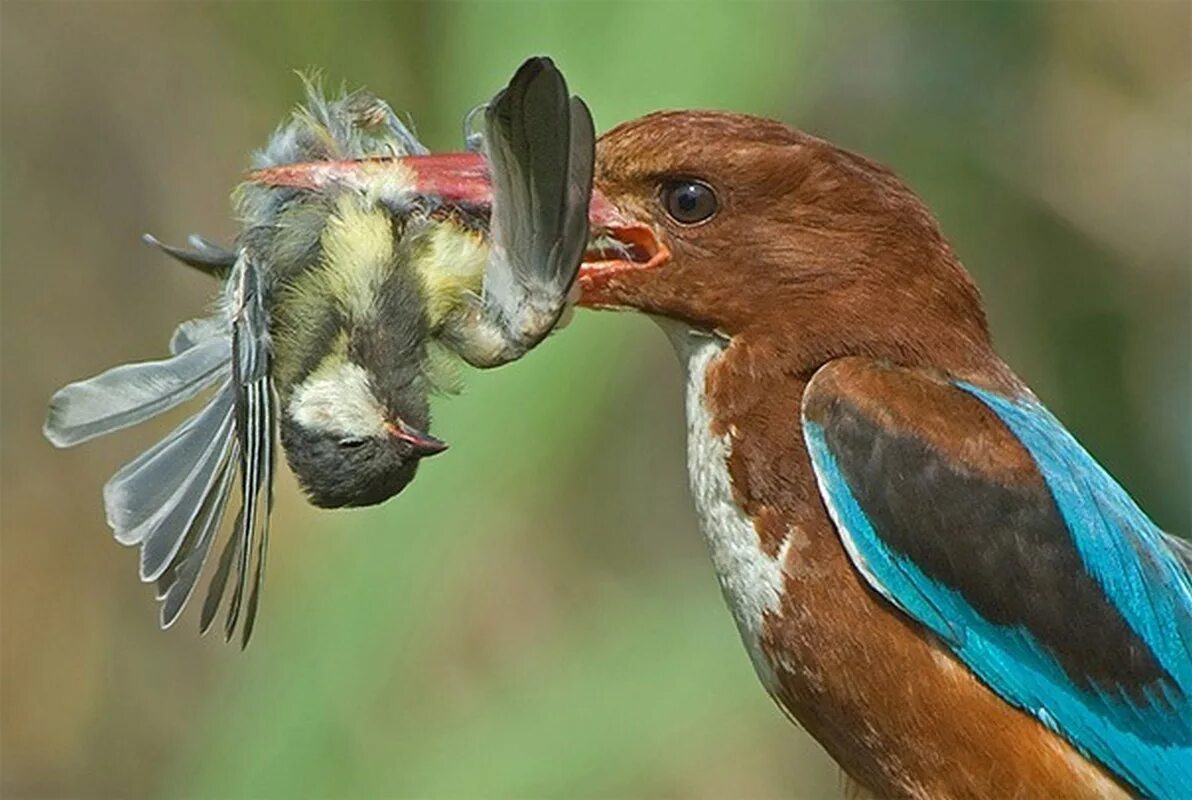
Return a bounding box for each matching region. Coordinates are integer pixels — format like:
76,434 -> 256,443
2,3 -> 1188,798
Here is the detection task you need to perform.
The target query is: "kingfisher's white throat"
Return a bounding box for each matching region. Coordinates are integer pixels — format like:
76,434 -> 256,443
658,321 -> 787,688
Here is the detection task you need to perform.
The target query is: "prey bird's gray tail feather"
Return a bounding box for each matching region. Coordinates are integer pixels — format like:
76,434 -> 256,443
241,381 -> 277,647
480,56 -> 595,357
143,233 -> 238,278
44,336 -> 230,448
170,316 -> 226,355
157,440 -> 239,629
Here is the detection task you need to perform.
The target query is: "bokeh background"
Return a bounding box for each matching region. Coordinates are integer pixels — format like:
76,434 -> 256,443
2,3 -> 1189,798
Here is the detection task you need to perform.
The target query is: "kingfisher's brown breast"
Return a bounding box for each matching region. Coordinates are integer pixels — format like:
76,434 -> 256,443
671,326 -> 1126,799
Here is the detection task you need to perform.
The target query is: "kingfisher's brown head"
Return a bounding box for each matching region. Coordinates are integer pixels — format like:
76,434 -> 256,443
579,111 -> 997,376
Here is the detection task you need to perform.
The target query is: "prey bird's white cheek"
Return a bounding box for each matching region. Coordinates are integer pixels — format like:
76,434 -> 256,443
288,361 -> 388,438
660,321 -> 786,691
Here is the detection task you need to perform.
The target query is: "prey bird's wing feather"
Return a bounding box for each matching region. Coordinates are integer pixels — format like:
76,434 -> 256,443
134,392 -> 235,581
563,96 -> 596,271
170,316 -> 226,355
219,253 -> 275,646
102,381 -> 233,544
480,57 -> 594,354
801,358 -> 1192,799
201,505 -> 242,635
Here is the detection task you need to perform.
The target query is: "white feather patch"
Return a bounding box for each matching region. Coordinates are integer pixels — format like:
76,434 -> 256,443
288,360 -> 387,439
660,321 -> 786,689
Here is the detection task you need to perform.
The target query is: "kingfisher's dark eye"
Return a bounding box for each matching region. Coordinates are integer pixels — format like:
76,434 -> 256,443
338,437 -> 368,449
661,180 -> 718,225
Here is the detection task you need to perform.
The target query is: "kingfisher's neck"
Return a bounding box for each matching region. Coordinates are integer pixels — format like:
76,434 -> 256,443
657,320 -> 827,688
659,321 -> 824,554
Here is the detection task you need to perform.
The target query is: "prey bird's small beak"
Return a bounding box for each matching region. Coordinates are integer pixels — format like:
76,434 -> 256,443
384,420 -> 448,456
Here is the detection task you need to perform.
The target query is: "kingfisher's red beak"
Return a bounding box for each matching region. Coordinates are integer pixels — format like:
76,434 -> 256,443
247,153 -> 494,207
248,153 -> 668,307
577,211 -> 668,309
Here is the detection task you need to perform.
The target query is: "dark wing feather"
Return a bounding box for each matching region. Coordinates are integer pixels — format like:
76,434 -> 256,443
143,233 -> 238,277
480,57 -> 595,353
200,506 -> 242,635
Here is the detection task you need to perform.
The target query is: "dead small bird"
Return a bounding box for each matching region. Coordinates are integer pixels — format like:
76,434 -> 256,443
43,57 -> 594,644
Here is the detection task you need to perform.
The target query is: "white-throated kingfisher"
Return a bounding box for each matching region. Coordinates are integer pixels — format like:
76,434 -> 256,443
576,111 -> 1191,798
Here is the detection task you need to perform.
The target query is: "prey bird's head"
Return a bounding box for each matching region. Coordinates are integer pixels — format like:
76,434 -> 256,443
279,341 -> 447,510
578,111 -> 997,375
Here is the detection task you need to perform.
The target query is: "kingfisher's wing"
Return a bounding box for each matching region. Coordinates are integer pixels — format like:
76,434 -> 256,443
45,250 -> 276,646
801,358 -> 1192,799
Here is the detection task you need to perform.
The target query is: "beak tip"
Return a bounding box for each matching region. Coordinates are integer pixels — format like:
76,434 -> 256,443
417,437 -> 449,457
386,421 -> 449,457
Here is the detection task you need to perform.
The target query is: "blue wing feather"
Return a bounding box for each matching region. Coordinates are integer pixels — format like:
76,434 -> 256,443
804,376 -> 1192,798
960,384 -> 1192,683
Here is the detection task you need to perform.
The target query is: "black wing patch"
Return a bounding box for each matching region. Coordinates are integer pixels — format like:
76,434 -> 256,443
819,396 -> 1174,700
802,359 -> 1192,796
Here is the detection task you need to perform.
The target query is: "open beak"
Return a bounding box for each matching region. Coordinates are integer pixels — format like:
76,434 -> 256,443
579,202 -> 669,309
248,153 -> 668,308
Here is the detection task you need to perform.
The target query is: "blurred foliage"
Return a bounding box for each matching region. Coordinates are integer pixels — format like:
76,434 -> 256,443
1,3 -> 1188,799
